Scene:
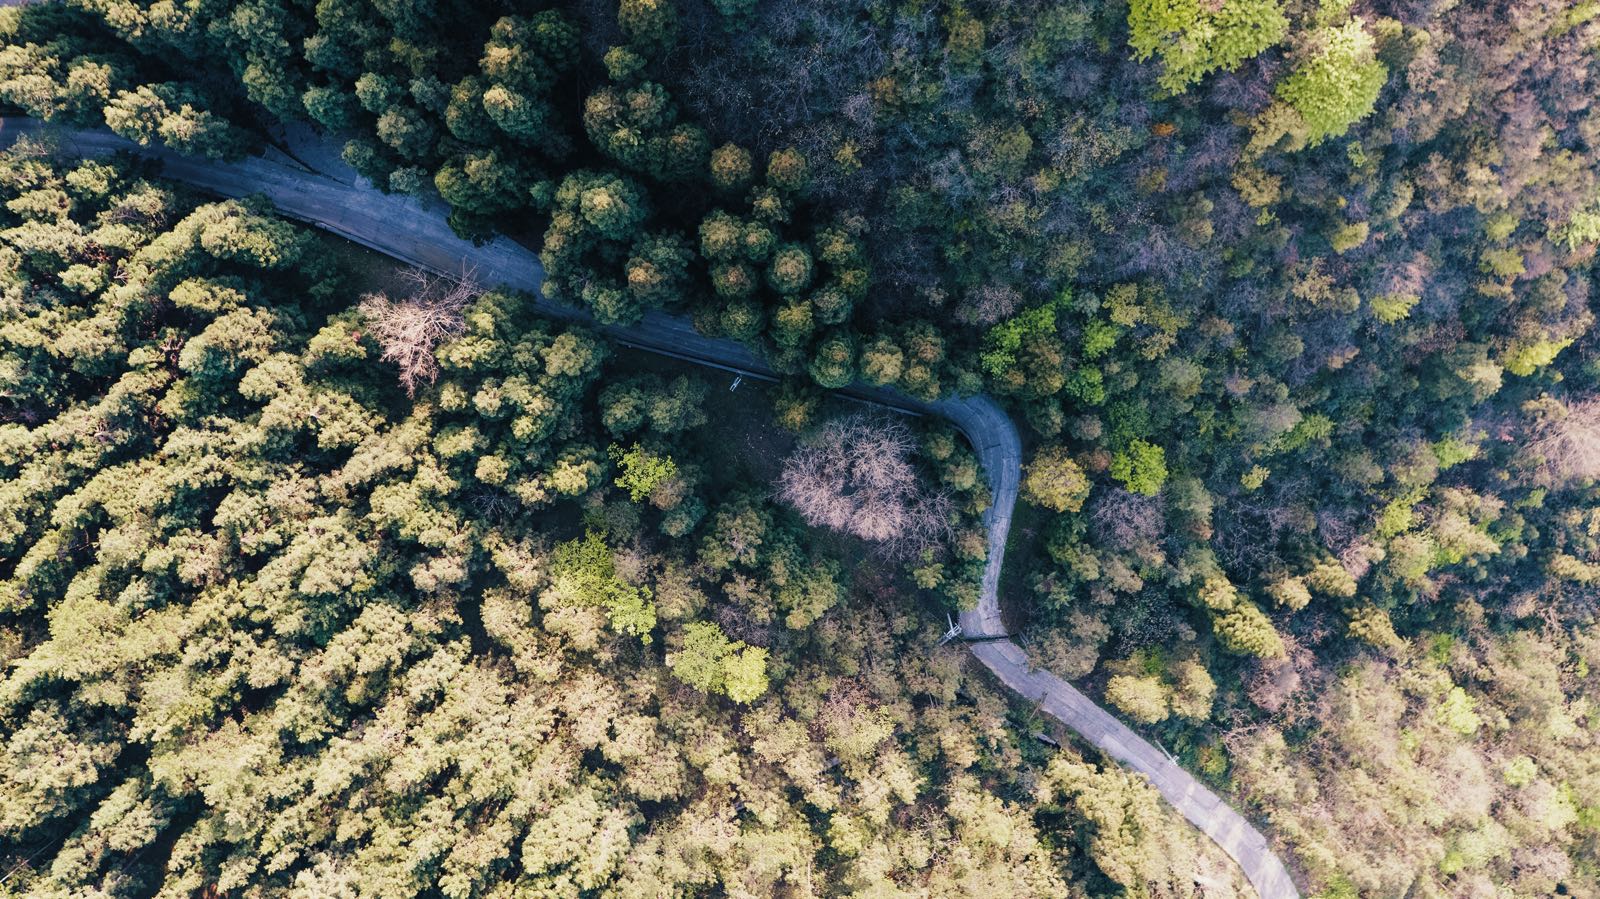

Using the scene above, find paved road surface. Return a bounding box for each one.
[972,640,1300,898]
[0,118,1297,899]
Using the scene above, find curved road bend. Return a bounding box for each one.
[0,118,1298,899]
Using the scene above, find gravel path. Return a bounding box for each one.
[0,118,1298,899]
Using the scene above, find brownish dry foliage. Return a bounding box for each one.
[1528,396,1600,485]
[358,266,481,396]
[776,414,952,556]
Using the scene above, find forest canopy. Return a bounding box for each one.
[2,0,1600,895]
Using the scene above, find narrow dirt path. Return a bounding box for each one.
[0,118,1299,899]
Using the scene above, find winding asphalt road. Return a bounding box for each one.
[0,118,1298,899]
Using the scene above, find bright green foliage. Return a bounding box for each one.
[1110,439,1168,495]
[1556,204,1600,249]
[1023,446,1090,513]
[981,302,1057,377]
[1275,19,1388,146]
[1503,336,1573,376]
[1370,292,1419,323]
[611,442,678,501]
[1503,756,1537,787]
[1105,674,1170,724]
[549,531,657,641]
[980,298,1068,400]
[1128,0,1289,91]
[669,620,769,702]
[1435,686,1482,735]
[720,643,770,702]
[670,620,733,691]
[1080,319,1119,359]
[1212,601,1287,658]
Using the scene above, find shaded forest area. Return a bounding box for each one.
[1,0,1599,895]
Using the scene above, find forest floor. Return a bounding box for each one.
[612,351,796,487]
[998,498,1048,635]
[322,234,420,301]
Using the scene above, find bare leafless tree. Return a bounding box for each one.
[1090,487,1164,555]
[1527,396,1600,485]
[776,414,952,557]
[955,283,1022,327]
[358,267,481,396]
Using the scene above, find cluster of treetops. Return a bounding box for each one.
[0,145,1244,897]
[0,0,1404,650]
[3,0,1600,893]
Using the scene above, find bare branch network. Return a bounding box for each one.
[1529,396,1600,485]
[359,266,483,396]
[776,414,952,557]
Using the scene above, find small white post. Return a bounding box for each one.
[938,613,963,645]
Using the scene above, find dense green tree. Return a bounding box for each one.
[1105,673,1169,724]
[709,141,752,192]
[668,620,769,701]
[1269,19,1389,148]
[547,530,657,641]
[1023,446,1090,513]
[541,170,654,322]
[480,12,578,144]
[1109,439,1168,496]
[584,80,709,182]
[610,441,678,502]
[1127,0,1288,91]
[807,332,856,389]
[103,83,251,159]
[599,373,708,437]
[618,0,677,54]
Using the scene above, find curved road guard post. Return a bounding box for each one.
[0,118,1299,899]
